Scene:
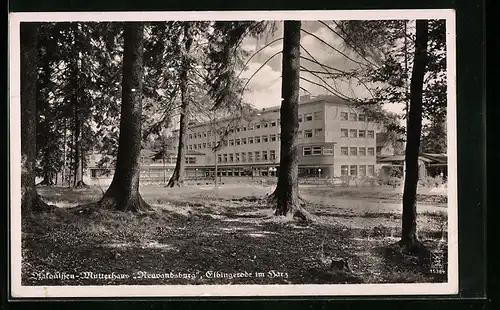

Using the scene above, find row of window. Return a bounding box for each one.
[341,165,376,176]
[340,146,375,156]
[188,119,281,140]
[187,111,325,140]
[340,129,375,139]
[217,150,277,163]
[340,112,374,122]
[302,145,334,156]
[188,134,283,150]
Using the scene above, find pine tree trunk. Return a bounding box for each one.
[168,24,193,188]
[20,22,53,213]
[98,22,151,212]
[400,20,429,251]
[269,21,311,221]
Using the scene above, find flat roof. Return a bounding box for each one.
[174,95,352,132]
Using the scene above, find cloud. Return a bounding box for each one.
[239,21,405,116]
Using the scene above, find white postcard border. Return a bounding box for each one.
[9,9,458,298]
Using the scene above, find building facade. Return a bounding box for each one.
[174,95,382,179]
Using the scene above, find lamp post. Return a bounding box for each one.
[318,168,322,179]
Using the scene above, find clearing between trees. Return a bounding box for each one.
[22,184,448,286]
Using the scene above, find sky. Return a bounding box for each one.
[239,21,405,115]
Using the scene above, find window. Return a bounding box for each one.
[229,128,234,134]
[203,132,207,137]
[312,146,322,155]
[242,126,247,131]
[303,147,312,156]
[350,112,357,121]
[350,147,358,156]
[229,154,234,162]
[208,131,212,136]
[278,133,281,140]
[229,139,234,146]
[323,147,334,155]
[314,128,323,137]
[189,145,193,150]
[314,111,323,120]
[367,116,374,122]
[235,153,240,162]
[241,153,246,162]
[367,165,375,176]
[223,154,228,163]
[304,113,313,121]
[304,129,313,138]
[256,123,261,129]
[341,147,348,156]
[194,144,197,149]
[270,150,276,160]
[341,165,349,176]
[236,127,240,132]
[235,139,240,145]
[340,112,348,120]
[262,151,268,161]
[367,147,375,156]
[248,124,254,131]
[202,143,206,149]
[198,133,202,138]
[248,137,254,144]
[255,151,261,161]
[359,165,366,176]
[271,120,277,127]
[298,114,303,122]
[242,138,247,145]
[217,154,222,163]
[350,129,358,138]
[359,147,366,156]
[198,143,202,149]
[189,134,193,139]
[248,152,253,162]
[341,129,348,138]
[185,157,196,164]
[358,114,366,122]
[277,118,281,125]
[350,165,358,176]
[270,134,276,142]
[262,135,268,143]
[255,136,261,143]
[223,140,228,146]
[263,122,268,128]
[358,130,366,138]
[367,130,375,139]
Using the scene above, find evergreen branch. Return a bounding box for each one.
[237,37,283,78]
[300,28,368,68]
[318,20,381,69]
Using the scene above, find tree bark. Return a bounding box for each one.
[97,22,151,212]
[269,21,311,221]
[168,24,193,188]
[400,20,429,251]
[20,22,54,212]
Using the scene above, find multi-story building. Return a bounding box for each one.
[173,95,382,179]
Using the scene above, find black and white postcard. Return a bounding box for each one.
[9,10,458,297]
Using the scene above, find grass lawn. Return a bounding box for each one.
[21,184,448,286]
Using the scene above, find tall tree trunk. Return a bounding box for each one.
[269,21,310,221]
[20,22,52,212]
[98,22,151,212]
[400,20,429,251]
[168,24,193,188]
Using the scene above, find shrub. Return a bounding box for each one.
[419,175,445,188]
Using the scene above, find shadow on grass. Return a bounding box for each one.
[374,242,447,283]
